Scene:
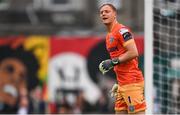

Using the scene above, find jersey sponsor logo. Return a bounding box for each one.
[108,46,118,52]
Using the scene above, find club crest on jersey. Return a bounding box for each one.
[109,36,114,43]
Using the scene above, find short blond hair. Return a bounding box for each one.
[99,3,117,13]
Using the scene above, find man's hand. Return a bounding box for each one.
[99,58,120,74]
[110,83,119,98]
[99,59,113,74]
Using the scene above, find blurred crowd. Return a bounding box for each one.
[14,86,115,114]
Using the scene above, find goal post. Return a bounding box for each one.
[145,0,180,114]
[145,0,153,114]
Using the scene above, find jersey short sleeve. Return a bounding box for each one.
[117,27,133,46]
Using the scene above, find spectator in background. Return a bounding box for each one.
[0,45,40,114]
[17,88,29,115]
[95,88,110,114]
[29,86,46,114]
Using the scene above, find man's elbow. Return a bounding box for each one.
[135,51,139,57]
[132,51,139,58]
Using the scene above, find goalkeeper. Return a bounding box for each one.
[99,3,146,114]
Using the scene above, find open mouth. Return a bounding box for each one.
[102,17,108,20]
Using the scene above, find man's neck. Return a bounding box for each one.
[106,20,117,32]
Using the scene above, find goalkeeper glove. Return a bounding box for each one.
[110,83,119,98]
[99,58,120,74]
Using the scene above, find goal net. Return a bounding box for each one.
[146,0,180,114]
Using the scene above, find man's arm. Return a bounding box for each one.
[118,39,138,63]
[99,39,138,74]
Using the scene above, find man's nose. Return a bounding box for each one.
[102,12,106,15]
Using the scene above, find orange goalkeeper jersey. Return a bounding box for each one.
[106,22,144,85]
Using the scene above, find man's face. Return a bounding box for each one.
[0,58,27,105]
[99,5,116,25]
